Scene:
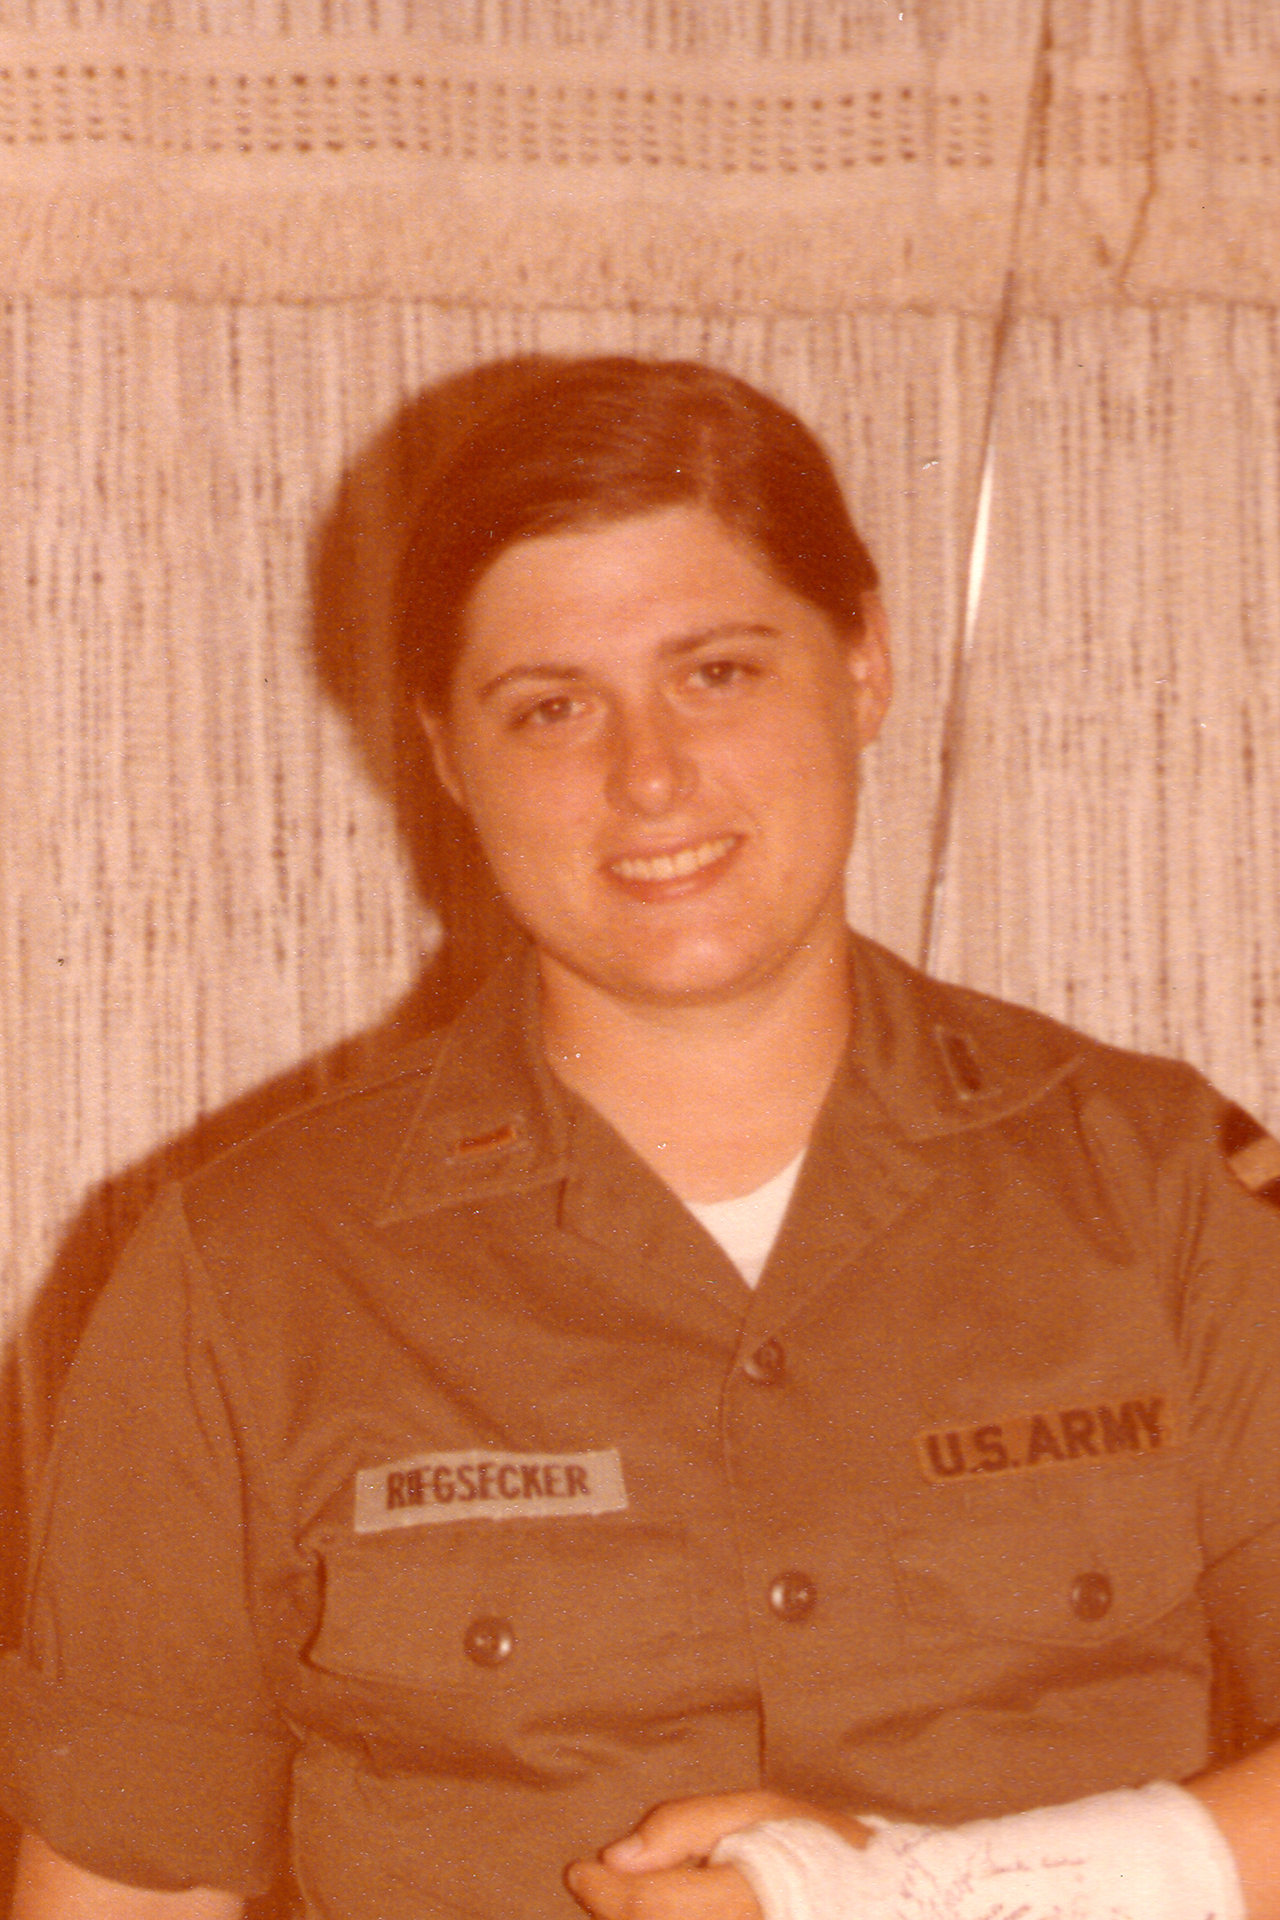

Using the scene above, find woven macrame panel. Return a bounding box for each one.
[0,300,991,1462]
[934,304,1280,1127]
[0,0,1277,306]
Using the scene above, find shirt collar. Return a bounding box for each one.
[375,947,572,1226]
[844,933,1084,1138]
[375,934,1084,1225]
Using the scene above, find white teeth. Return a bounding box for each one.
[613,837,735,883]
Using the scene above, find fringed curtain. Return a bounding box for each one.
[3,0,1279,1501]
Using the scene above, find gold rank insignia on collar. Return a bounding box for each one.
[448,1121,523,1160]
[1221,1103,1280,1208]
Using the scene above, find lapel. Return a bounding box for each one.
[749,936,1085,1332]
[557,1099,752,1330]
[374,953,572,1226]
[374,950,748,1335]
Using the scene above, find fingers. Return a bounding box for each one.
[564,1860,630,1920]
[601,1792,813,1872]
[565,1861,760,1920]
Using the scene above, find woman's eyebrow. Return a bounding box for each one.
[478,663,589,700]
[661,622,779,657]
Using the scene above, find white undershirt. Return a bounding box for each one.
[685,1151,806,1287]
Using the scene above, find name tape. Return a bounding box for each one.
[916,1390,1177,1486]
[354,1447,628,1534]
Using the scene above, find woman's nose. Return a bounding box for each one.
[605,700,696,816]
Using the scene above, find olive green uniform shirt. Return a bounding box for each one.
[4,937,1280,1916]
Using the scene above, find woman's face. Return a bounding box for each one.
[419,503,890,1013]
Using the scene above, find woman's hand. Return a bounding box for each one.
[565,1790,872,1920]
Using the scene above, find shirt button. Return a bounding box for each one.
[464,1616,515,1667]
[743,1339,786,1385]
[1069,1572,1113,1622]
[768,1571,817,1622]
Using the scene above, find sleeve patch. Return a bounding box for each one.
[1221,1104,1280,1205]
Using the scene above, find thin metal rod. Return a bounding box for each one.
[918,4,1054,975]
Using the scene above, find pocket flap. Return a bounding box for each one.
[309,1519,693,1696]
[890,1466,1202,1647]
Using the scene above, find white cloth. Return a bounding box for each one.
[686,1152,805,1286]
[711,1784,1245,1920]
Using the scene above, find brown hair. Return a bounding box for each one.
[396,356,879,709]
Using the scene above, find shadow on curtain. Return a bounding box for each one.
[0,358,554,1910]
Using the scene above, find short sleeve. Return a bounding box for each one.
[1177,1096,1280,1728]
[0,1188,294,1893]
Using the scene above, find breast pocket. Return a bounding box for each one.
[889,1462,1203,1650]
[306,1518,697,1737]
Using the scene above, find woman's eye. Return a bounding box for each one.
[514,694,583,730]
[690,658,754,690]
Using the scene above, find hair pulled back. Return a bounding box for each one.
[396,356,879,709]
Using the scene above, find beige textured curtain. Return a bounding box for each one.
[2,0,1279,1515]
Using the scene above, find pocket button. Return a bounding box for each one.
[1069,1571,1113,1622]
[464,1616,515,1666]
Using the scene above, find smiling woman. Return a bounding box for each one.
[419,503,889,1200]
[400,359,891,1201]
